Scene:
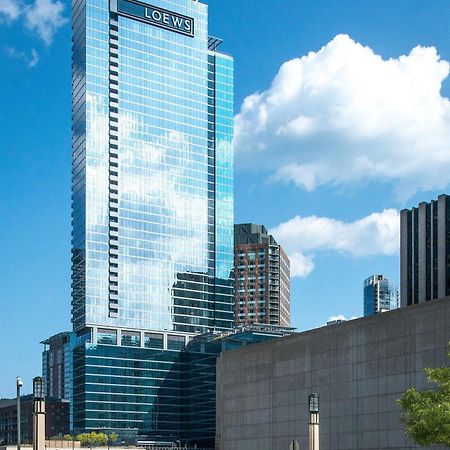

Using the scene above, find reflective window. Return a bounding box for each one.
[144,332,164,349]
[167,334,185,351]
[121,330,140,347]
[97,328,117,345]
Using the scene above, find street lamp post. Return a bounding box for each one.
[308,394,319,450]
[16,377,23,450]
[33,377,46,450]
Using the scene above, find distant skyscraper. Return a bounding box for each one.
[400,194,450,307]
[67,0,234,442]
[234,224,290,327]
[364,274,398,316]
[41,332,71,400]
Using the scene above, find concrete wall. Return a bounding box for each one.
[45,440,81,448]
[400,208,409,308]
[216,297,450,450]
[0,447,142,450]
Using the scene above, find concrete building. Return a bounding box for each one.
[234,224,290,327]
[0,395,69,445]
[400,194,450,307]
[216,296,450,450]
[364,274,399,316]
[41,332,71,400]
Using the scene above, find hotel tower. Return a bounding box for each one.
[70,0,233,443]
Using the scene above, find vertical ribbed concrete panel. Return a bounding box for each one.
[400,209,409,308]
[418,203,427,302]
[437,195,446,299]
[411,208,418,304]
[430,201,435,299]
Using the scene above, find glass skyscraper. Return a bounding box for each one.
[72,0,233,333]
[69,0,234,443]
[363,274,399,317]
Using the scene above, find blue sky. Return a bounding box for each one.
[1,0,449,397]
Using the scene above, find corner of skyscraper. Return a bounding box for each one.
[69,0,234,444]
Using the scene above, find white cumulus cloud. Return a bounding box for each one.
[0,0,67,45]
[29,47,39,66]
[5,45,39,67]
[24,0,68,44]
[289,252,315,278]
[270,208,399,278]
[326,315,358,325]
[0,0,20,20]
[235,34,450,200]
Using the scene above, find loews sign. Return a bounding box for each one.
[117,0,194,37]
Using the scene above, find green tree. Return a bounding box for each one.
[76,433,89,446]
[107,433,117,446]
[398,353,450,447]
[76,432,108,447]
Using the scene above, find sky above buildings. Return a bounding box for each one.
[1,0,449,396]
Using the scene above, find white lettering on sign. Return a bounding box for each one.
[143,5,194,36]
[118,0,195,37]
[149,9,161,21]
[172,16,182,28]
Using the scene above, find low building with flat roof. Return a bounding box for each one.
[216,297,450,450]
[0,395,69,445]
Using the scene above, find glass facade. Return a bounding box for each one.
[71,327,288,446]
[71,0,234,334]
[72,335,185,442]
[70,0,234,444]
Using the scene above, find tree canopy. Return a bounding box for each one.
[398,354,450,447]
[75,432,108,446]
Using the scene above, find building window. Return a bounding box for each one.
[121,330,141,347]
[144,333,164,349]
[97,328,117,345]
[167,335,185,351]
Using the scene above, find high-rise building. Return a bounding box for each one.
[363,274,398,316]
[41,332,71,400]
[400,194,450,307]
[234,224,290,327]
[68,0,234,443]
[71,0,233,334]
